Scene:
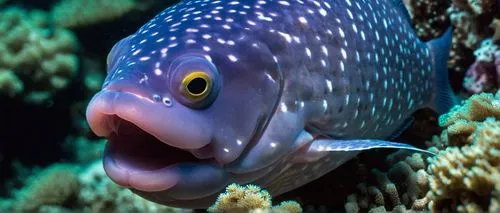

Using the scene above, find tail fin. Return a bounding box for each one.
[426,27,459,115]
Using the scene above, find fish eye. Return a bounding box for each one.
[181,71,212,101]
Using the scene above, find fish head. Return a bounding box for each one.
[86,26,283,207]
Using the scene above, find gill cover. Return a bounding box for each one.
[188,39,283,165]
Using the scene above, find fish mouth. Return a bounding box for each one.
[86,90,228,196]
[103,115,206,192]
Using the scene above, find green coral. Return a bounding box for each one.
[0,160,189,213]
[51,0,140,28]
[208,183,302,213]
[12,163,80,212]
[0,7,79,103]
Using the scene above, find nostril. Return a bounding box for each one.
[163,97,173,107]
[153,94,162,102]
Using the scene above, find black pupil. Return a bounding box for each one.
[188,77,207,95]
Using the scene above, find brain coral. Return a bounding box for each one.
[0,7,79,104]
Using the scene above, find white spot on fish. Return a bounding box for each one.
[326,80,333,92]
[278,1,290,6]
[228,54,238,62]
[280,102,288,112]
[298,17,308,24]
[341,48,347,59]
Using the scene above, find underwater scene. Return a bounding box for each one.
[0,0,498,212]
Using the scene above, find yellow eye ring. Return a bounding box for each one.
[181,71,212,101]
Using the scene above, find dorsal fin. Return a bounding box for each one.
[390,0,412,23]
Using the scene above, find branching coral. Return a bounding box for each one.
[463,39,499,93]
[0,160,189,213]
[344,92,499,213]
[446,0,499,72]
[0,7,79,103]
[344,152,430,213]
[11,164,80,212]
[427,117,499,212]
[407,0,450,41]
[425,91,500,212]
[208,183,302,213]
[51,0,145,28]
[438,92,500,144]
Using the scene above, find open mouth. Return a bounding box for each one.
[87,89,227,195]
[102,115,213,192]
[106,115,201,171]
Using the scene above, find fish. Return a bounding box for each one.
[85,0,456,209]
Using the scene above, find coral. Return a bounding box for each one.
[51,0,139,28]
[344,91,500,213]
[463,39,499,93]
[0,69,23,97]
[407,0,450,41]
[11,163,80,212]
[0,7,79,104]
[344,151,430,213]
[0,160,189,213]
[492,18,500,43]
[63,136,106,164]
[208,183,302,213]
[447,0,499,72]
[427,118,499,212]
[424,91,500,212]
[438,92,500,146]
[497,50,500,75]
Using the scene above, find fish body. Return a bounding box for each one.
[86,0,454,208]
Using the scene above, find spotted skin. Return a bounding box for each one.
[87,0,450,208]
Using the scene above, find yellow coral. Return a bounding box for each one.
[438,92,500,146]
[426,91,500,212]
[51,0,138,28]
[208,183,301,213]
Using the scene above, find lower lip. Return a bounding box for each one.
[103,153,180,192]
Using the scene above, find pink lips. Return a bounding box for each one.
[103,154,179,192]
[86,89,211,191]
[86,90,212,149]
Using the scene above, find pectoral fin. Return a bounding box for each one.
[292,136,435,163]
[307,139,434,154]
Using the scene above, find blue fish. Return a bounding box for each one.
[86,0,456,208]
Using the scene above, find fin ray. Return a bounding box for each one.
[308,139,435,156]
